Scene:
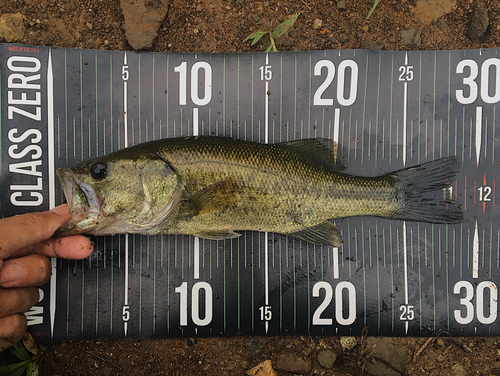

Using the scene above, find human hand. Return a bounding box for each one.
[0,204,93,352]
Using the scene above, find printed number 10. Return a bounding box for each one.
[175,281,213,327]
[174,62,213,106]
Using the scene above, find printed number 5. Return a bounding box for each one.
[122,66,129,81]
[122,306,130,322]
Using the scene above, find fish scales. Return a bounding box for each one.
[153,137,398,234]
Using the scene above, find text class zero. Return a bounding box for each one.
[6,56,44,207]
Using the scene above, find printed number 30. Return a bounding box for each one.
[454,281,498,325]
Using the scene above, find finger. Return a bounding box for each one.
[0,287,39,318]
[0,255,51,288]
[34,235,94,260]
[0,314,27,352]
[0,205,72,260]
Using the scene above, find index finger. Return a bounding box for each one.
[0,205,72,260]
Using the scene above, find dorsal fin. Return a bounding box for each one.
[275,139,345,172]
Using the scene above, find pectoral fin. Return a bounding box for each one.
[285,221,342,247]
[194,230,241,241]
[190,177,239,216]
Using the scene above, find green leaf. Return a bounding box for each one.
[10,343,30,361]
[27,361,39,376]
[243,31,267,46]
[269,34,278,52]
[0,360,29,375]
[272,13,300,39]
[366,0,380,19]
[9,364,28,376]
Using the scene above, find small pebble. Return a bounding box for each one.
[313,19,323,29]
[317,349,336,369]
[468,6,489,42]
[451,363,467,376]
[340,336,357,351]
[400,29,416,45]
[275,353,312,375]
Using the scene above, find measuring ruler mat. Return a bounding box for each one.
[0,44,499,341]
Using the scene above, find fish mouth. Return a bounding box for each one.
[56,168,102,236]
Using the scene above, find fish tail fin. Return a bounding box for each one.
[391,156,463,224]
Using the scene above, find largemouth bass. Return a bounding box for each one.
[56,136,463,247]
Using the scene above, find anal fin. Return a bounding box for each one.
[194,230,241,241]
[285,221,342,247]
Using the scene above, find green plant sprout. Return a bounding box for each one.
[244,13,300,52]
[366,0,380,19]
[0,343,39,376]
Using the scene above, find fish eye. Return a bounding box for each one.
[90,162,107,180]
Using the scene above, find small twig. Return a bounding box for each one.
[413,337,434,361]
[357,326,370,366]
[448,338,472,353]
[442,344,453,355]
[76,346,121,369]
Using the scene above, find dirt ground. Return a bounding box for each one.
[1,0,500,375]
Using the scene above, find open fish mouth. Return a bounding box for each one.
[57,168,101,215]
[55,168,103,236]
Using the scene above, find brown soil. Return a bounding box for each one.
[1,0,500,375]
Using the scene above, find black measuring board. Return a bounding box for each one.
[0,43,499,341]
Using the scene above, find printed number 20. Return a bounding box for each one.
[312,281,356,326]
[313,60,358,106]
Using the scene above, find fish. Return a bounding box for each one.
[55,136,463,247]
